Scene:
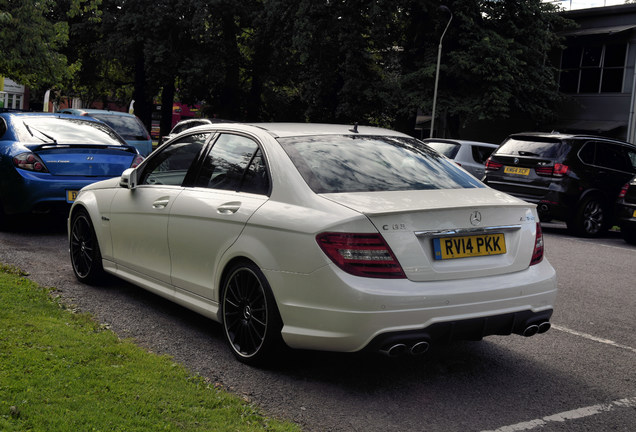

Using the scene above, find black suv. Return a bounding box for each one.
[483,132,636,237]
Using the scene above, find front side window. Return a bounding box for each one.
[279,135,482,194]
[196,134,269,194]
[139,133,210,186]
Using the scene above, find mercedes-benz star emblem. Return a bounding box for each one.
[470,211,482,226]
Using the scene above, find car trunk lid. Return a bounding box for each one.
[322,188,540,282]
[35,146,134,176]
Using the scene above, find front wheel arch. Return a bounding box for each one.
[69,206,105,284]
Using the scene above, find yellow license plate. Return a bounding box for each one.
[504,166,530,175]
[433,233,506,260]
[67,190,79,203]
[633,209,636,218]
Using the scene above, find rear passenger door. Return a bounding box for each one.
[168,133,270,300]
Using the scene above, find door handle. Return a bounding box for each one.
[152,197,170,209]
[217,202,241,214]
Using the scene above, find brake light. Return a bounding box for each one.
[316,232,406,279]
[535,163,569,177]
[13,152,49,172]
[618,183,630,199]
[131,154,145,168]
[485,159,503,171]
[530,223,544,266]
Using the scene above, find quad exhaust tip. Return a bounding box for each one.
[380,340,430,357]
[522,321,552,337]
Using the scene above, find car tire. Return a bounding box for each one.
[567,196,609,238]
[621,224,636,245]
[221,261,284,366]
[69,208,104,284]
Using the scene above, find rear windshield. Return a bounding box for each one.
[495,138,569,160]
[278,135,483,194]
[91,114,148,140]
[423,141,460,158]
[19,117,127,146]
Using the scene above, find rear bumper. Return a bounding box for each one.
[265,259,557,353]
[1,169,112,215]
[484,179,573,221]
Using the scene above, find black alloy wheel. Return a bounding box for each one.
[70,209,104,284]
[221,262,282,365]
[569,196,608,237]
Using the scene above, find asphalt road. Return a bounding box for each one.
[0,217,634,431]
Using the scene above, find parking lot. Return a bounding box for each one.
[0,219,634,431]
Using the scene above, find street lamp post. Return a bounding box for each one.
[430,5,453,138]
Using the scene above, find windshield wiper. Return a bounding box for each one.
[24,124,58,145]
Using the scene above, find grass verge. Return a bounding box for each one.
[0,264,299,432]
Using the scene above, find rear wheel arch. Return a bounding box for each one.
[567,191,611,237]
[219,258,285,365]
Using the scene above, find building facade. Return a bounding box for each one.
[0,77,27,110]
[556,4,636,143]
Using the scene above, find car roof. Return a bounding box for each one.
[178,122,412,140]
[60,108,137,117]
[249,123,410,138]
[507,131,632,144]
[1,111,100,122]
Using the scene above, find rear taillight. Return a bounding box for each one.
[316,232,406,279]
[13,152,49,173]
[618,182,630,199]
[535,163,569,177]
[530,222,544,266]
[131,154,145,168]
[485,159,503,171]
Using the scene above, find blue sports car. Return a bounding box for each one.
[0,112,144,222]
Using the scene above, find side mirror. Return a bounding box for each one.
[119,168,138,189]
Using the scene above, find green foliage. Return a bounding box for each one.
[0,267,299,432]
[3,0,574,136]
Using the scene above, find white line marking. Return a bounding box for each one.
[552,324,636,354]
[480,397,636,432]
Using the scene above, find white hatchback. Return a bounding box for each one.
[69,123,557,365]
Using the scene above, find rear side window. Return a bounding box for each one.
[279,135,483,193]
[472,145,496,164]
[91,114,148,140]
[196,133,270,195]
[495,138,569,160]
[423,141,460,158]
[580,141,636,172]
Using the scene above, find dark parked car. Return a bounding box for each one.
[616,176,636,244]
[483,132,636,237]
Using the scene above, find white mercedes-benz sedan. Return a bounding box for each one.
[68,123,557,365]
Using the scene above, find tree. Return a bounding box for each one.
[399,0,573,137]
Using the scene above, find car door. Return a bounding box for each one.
[168,133,270,300]
[109,132,210,284]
